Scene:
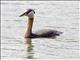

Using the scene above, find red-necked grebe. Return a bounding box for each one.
[20,9,62,38]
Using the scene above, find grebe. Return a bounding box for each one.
[20,9,62,38]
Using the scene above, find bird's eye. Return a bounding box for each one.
[33,11,35,14]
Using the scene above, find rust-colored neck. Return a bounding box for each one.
[27,18,34,35]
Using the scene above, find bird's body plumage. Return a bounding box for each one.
[25,29,62,38]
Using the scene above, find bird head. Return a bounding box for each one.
[19,9,35,18]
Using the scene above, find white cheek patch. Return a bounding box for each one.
[27,11,34,18]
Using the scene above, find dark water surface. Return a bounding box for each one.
[1,1,79,59]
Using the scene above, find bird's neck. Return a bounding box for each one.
[27,18,34,35]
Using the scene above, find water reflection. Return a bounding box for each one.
[24,36,56,59]
[24,38,34,59]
